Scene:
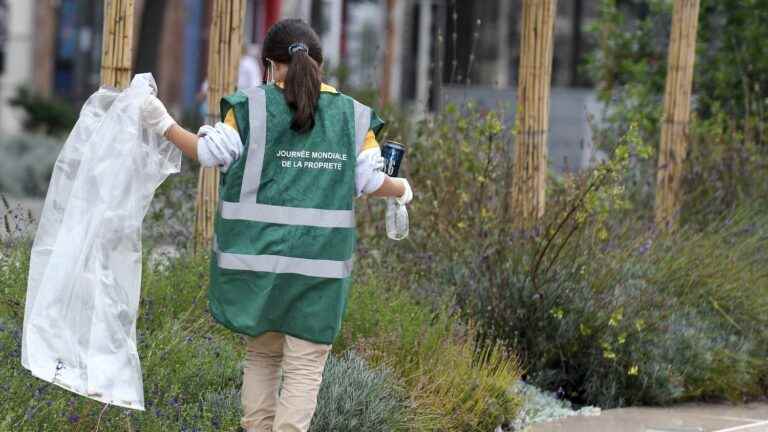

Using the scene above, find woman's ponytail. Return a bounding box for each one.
[284,44,321,133]
[262,19,324,134]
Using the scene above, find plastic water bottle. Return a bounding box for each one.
[381,141,408,241]
[386,199,409,240]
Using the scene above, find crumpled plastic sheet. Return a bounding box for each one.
[21,74,181,410]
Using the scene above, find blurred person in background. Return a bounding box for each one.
[197,44,262,121]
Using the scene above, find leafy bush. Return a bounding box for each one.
[354,93,768,409]
[0,134,63,197]
[9,87,77,136]
[474,203,768,407]
[356,101,513,306]
[338,264,522,431]
[143,161,198,251]
[0,249,245,431]
[586,0,768,218]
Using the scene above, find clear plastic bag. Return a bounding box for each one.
[21,74,181,410]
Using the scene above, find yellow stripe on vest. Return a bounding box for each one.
[362,131,379,152]
[225,107,378,153]
[224,109,238,131]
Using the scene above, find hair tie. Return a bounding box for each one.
[288,42,309,56]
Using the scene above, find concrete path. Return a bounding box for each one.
[530,403,768,432]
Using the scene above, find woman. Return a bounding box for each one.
[140,19,412,432]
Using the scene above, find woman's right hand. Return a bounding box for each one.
[393,178,413,205]
[371,177,413,203]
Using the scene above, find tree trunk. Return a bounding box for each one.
[381,0,396,105]
[415,0,432,113]
[510,0,557,227]
[496,0,511,87]
[33,0,58,95]
[100,0,135,89]
[134,0,167,76]
[570,0,583,86]
[655,0,701,228]
[194,0,245,252]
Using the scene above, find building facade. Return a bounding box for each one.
[0,0,350,134]
[0,0,613,134]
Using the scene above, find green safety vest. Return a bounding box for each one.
[208,84,384,344]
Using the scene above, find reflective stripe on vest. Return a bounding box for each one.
[217,249,354,279]
[239,87,267,203]
[353,99,371,156]
[220,201,355,228]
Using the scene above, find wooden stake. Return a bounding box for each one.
[194,0,246,252]
[655,0,701,228]
[510,0,557,227]
[100,0,135,89]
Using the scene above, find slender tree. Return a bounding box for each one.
[194,0,245,251]
[655,0,701,227]
[100,0,135,89]
[511,0,557,226]
[381,0,397,105]
[496,0,511,88]
[415,0,433,113]
[134,0,167,76]
[570,0,583,86]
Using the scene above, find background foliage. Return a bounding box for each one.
[0,135,62,198]
[586,0,768,220]
[355,93,768,408]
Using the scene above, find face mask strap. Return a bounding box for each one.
[266,59,277,84]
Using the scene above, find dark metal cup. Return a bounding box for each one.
[381,141,406,177]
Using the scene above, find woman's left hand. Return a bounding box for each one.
[140,95,177,137]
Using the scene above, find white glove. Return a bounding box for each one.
[394,178,413,205]
[197,122,243,172]
[140,95,177,137]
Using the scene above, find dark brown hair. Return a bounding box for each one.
[262,19,323,133]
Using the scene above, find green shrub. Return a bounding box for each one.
[357,97,768,408]
[9,87,77,136]
[0,134,63,198]
[311,351,408,432]
[0,249,245,431]
[356,101,514,307]
[339,266,522,431]
[143,161,199,251]
[586,0,768,218]
[460,188,768,407]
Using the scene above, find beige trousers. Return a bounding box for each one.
[241,332,331,432]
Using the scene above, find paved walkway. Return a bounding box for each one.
[530,403,768,432]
